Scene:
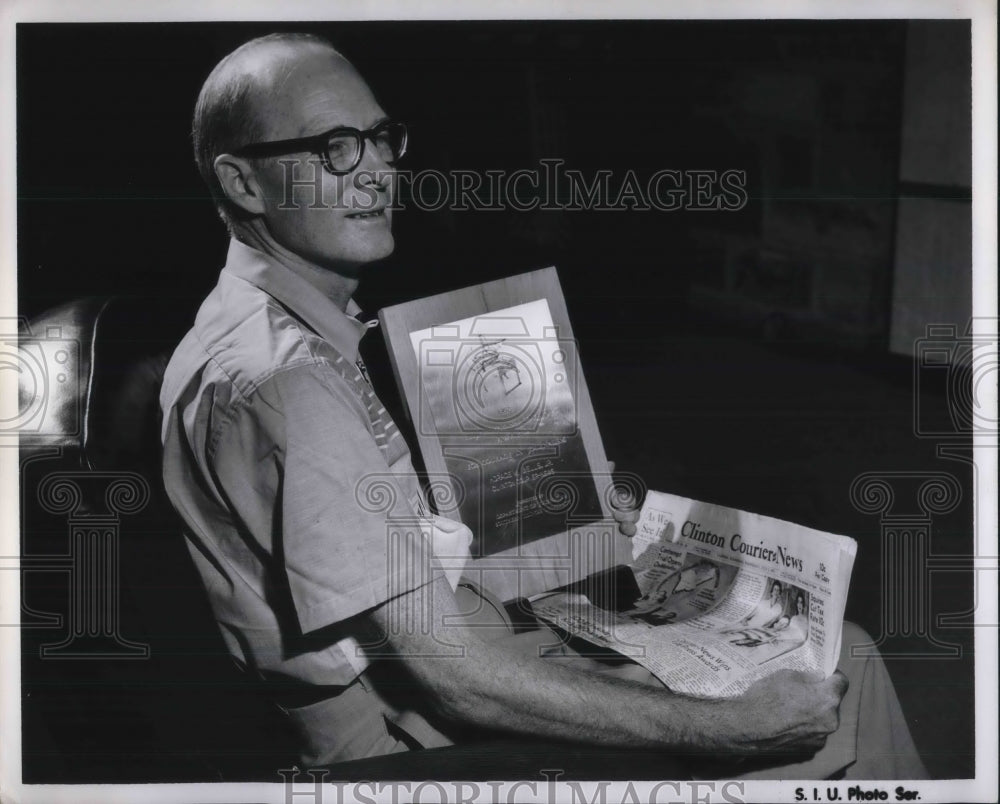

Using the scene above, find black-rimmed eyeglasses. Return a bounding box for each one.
[233,120,407,176]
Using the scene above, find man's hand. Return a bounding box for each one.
[723,669,849,755]
[607,463,640,537]
[612,497,639,537]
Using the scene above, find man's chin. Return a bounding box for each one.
[361,236,396,267]
[329,240,396,278]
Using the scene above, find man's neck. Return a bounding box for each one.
[234,224,359,313]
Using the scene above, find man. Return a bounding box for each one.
[160,32,927,777]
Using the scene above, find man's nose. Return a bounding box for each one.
[360,135,395,178]
[354,159,392,198]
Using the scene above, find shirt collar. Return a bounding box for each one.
[222,238,374,362]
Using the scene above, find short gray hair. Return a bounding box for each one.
[191,32,339,232]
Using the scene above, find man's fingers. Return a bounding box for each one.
[732,665,851,754]
[785,668,848,702]
[823,670,849,699]
[612,500,639,537]
[612,506,639,522]
[814,672,847,735]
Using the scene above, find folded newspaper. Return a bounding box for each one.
[532,490,857,698]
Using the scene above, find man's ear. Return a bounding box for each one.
[213,154,267,216]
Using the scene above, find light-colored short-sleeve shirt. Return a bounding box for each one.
[160,238,436,687]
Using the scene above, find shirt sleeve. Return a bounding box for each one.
[211,360,438,635]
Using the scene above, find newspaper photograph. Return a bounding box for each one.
[533,491,858,698]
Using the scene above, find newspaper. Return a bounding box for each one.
[532,490,857,698]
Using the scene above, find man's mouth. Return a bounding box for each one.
[346,208,386,219]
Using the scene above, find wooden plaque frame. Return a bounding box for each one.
[379,267,631,602]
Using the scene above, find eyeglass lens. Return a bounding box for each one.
[325,124,405,172]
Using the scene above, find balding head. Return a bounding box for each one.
[192,33,346,230]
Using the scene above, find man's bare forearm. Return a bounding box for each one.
[364,575,845,755]
[405,622,735,751]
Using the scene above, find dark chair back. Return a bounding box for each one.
[18,296,296,783]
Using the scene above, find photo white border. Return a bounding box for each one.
[1,1,995,802]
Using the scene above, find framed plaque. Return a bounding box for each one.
[380,267,632,601]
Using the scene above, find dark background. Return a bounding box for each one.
[17,20,909,323]
[17,21,976,781]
